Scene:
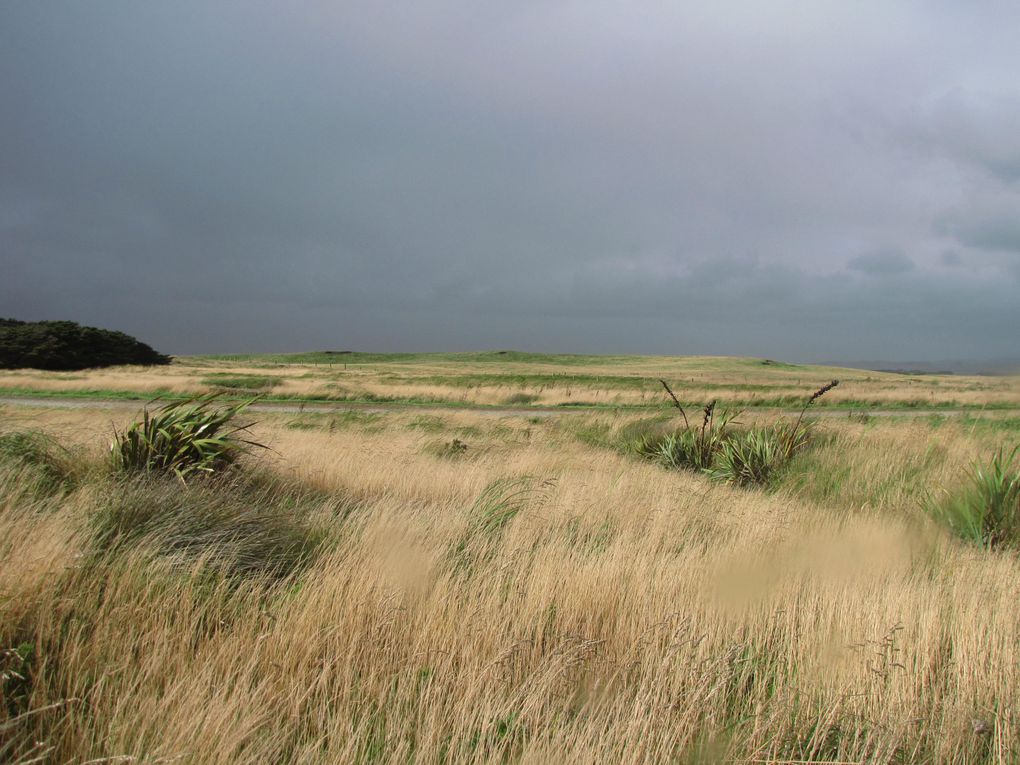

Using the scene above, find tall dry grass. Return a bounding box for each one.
[2,407,1019,763]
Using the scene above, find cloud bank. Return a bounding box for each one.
[2,2,1019,360]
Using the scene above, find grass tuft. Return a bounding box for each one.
[928,445,1020,549]
[87,471,334,581]
[111,395,266,482]
[0,430,82,494]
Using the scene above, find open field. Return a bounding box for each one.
[3,366,1020,763]
[2,351,1019,410]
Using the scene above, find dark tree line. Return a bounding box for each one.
[0,319,171,370]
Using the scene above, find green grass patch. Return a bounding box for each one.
[196,350,643,367]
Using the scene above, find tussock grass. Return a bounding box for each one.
[0,430,85,495]
[3,405,1020,762]
[86,471,335,581]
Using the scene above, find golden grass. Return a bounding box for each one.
[1,354,1018,410]
[2,405,1020,762]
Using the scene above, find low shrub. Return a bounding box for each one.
[635,380,838,487]
[637,404,738,471]
[927,446,1020,549]
[710,426,787,487]
[111,396,265,482]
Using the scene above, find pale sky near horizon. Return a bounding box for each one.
[3,2,1019,361]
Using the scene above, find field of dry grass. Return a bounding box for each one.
[3,384,1020,763]
[2,352,1018,410]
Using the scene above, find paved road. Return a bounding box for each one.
[2,396,1016,420]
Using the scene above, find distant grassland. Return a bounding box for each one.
[0,350,1018,411]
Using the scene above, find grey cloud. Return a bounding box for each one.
[923,89,1020,183]
[847,249,915,276]
[950,216,1020,254]
[3,2,1020,361]
[940,250,963,267]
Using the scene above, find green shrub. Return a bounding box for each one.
[642,430,710,471]
[710,427,786,487]
[111,396,265,482]
[0,318,170,370]
[636,403,738,472]
[928,446,1020,549]
[631,380,837,488]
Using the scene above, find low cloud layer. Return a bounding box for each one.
[3,2,1019,361]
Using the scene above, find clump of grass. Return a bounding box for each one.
[88,471,334,581]
[639,380,839,487]
[710,426,787,487]
[450,477,553,572]
[0,430,82,494]
[928,446,1020,550]
[111,396,266,482]
[639,401,738,471]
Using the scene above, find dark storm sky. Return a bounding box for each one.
[2,2,1019,360]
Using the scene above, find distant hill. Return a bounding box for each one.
[833,358,1020,376]
[0,319,171,370]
